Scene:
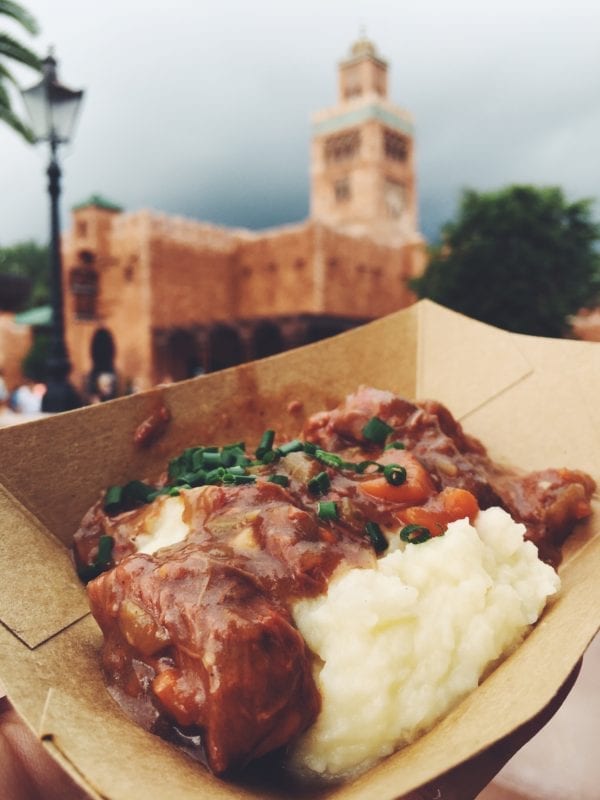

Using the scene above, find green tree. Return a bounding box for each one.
[413,185,600,337]
[0,240,49,307]
[0,0,41,141]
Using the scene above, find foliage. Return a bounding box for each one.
[413,185,600,337]
[0,239,49,308]
[0,0,41,142]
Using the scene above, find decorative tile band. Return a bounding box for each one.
[312,104,414,137]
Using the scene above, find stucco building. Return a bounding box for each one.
[62,37,426,393]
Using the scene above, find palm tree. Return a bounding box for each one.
[0,0,41,141]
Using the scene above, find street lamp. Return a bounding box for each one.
[21,48,84,412]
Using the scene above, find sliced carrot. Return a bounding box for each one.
[440,487,479,523]
[397,487,479,536]
[359,451,436,505]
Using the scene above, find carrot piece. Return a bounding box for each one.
[397,487,479,537]
[359,451,436,505]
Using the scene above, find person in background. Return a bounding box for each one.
[11,380,41,414]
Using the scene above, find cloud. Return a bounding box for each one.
[1,0,599,247]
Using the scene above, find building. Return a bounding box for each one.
[61,37,426,394]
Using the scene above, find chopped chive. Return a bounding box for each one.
[78,535,115,583]
[268,474,290,488]
[220,449,238,468]
[385,441,405,450]
[205,467,225,483]
[201,451,222,467]
[191,449,206,470]
[362,416,394,445]
[232,474,256,485]
[308,471,331,495]
[261,449,280,465]
[315,449,344,468]
[226,465,246,476]
[317,500,338,521]
[356,460,384,474]
[400,524,432,544]
[255,430,275,459]
[364,521,389,553]
[104,485,123,512]
[277,439,304,456]
[302,441,317,455]
[383,464,407,486]
[96,535,114,566]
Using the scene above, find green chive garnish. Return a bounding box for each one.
[315,449,344,468]
[303,442,317,455]
[317,500,338,521]
[232,474,256,485]
[78,535,115,583]
[255,430,275,459]
[268,474,290,488]
[385,441,405,450]
[364,521,388,553]
[383,464,407,486]
[400,524,432,544]
[277,439,304,456]
[362,416,394,445]
[308,471,331,495]
[104,485,123,512]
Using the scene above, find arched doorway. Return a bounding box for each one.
[165,329,200,382]
[88,327,117,401]
[207,324,245,372]
[251,321,285,359]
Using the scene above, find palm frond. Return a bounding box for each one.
[0,0,39,34]
[0,31,41,70]
[0,91,34,141]
[0,60,15,85]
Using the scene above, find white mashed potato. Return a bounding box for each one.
[289,507,560,779]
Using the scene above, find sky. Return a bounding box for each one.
[1,0,599,247]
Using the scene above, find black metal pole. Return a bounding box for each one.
[41,139,82,412]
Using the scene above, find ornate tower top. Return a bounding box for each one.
[338,35,388,101]
[310,39,421,247]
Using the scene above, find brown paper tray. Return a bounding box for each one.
[1,300,598,799]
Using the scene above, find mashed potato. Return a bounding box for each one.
[289,507,560,779]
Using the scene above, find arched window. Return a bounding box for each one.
[70,251,98,320]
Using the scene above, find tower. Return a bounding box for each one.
[310,36,419,245]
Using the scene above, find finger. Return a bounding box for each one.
[0,701,90,800]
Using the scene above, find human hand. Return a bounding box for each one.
[0,693,89,800]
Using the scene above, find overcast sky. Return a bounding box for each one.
[1,0,599,247]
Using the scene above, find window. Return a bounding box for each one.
[324,130,361,163]
[383,129,408,162]
[334,177,351,203]
[384,179,406,218]
[76,219,88,238]
[70,264,98,320]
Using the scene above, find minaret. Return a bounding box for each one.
[310,36,419,245]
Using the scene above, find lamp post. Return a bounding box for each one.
[21,49,84,412]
